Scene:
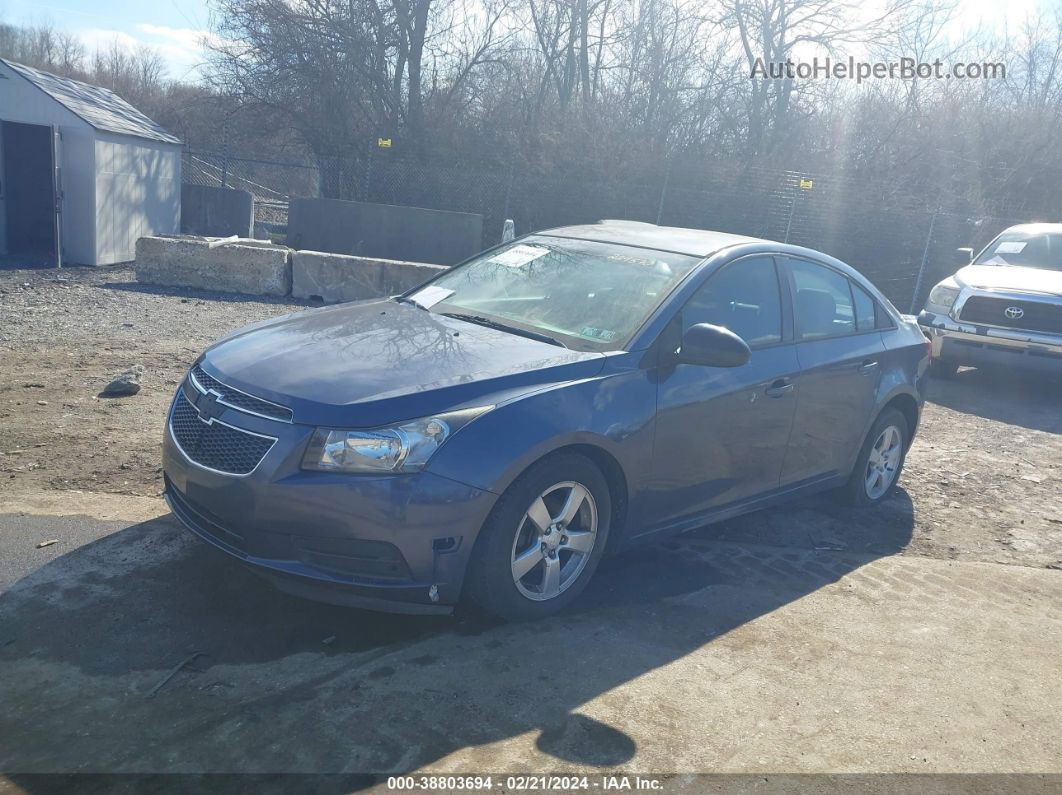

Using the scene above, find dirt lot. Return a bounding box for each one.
[2,264,1060,569]
[1,263,1061,779]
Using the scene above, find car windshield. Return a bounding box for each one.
[974,232,1062,271]
[404,235,701,350]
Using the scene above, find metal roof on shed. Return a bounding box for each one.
[0,58,181,145]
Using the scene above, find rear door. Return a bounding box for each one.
[778,256,886,486]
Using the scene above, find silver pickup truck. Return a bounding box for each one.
[918,223,1062,377]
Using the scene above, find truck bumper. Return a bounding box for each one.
[918,311,1062,373]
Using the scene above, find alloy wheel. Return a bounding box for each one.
[510,481,598,601]
[865,424,903,500]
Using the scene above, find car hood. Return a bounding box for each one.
[200,300,606,427]
[954,264,1062,296]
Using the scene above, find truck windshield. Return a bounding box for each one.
[403,235,701,350]
[974,232,1062,271]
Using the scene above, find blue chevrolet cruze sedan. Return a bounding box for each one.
[163,220,929,620]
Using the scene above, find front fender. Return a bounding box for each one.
[426,356,657,507]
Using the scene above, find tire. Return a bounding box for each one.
[839,408,910,507]
[464,452,611,621]
[931,359,960,379]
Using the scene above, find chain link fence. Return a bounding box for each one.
[183,149,1045,312]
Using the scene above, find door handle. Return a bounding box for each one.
[858,359,879,375]
[765,378,795,398]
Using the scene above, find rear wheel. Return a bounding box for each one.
[840,408,909,506]
[464,453,611,621]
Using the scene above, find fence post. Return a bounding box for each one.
[649,159,666,225]
[363,150,374,202]
[910,210,939,313]
[502,163,515,222]
[220,152,229,189]
[783,192,798,243]
[656,161,671,225]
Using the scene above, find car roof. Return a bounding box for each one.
[999,223,1062,235]
[537,219,766,258]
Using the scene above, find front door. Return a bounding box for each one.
[648,255,799,527]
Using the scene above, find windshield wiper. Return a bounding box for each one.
[441,312,568,348]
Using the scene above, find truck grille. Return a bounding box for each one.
[169,392,276,475]
[960,296,1062,335]
[191,364,293,423]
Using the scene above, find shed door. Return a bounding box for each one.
[1,120,60,264]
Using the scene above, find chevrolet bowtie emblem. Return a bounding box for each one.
[194,389,226,424]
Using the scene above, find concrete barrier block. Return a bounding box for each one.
[135,236,291,296]
[379,260,448,295]
[292,250,446,302]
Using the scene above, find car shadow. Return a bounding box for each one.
[927,366,1062,434]
[1,491,914,778]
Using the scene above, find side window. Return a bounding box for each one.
[789,259,856,340]
[682,256,782,347]
[851,281,877,332]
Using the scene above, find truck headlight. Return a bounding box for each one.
[927,283,960,310]
[302,406,492,473]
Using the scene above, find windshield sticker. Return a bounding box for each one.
[580,326,617,341]
[489,245,551,267]
[981,256,1007,265]
[995,241,1027,254]
[410,285,455,308]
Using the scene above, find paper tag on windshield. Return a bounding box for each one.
[489,244,550,267]
[995,241,1027,254]
[410,285,454,308]
[981,256,1007,265]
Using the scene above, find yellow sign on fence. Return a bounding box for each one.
[799,178,814,189]
[377,138,392,148]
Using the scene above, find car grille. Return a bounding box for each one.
[960,296,1062,335]
[170,392,276,475]
[191,364,293,423]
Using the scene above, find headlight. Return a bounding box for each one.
[927,283,960,310]
[302,406,492,473]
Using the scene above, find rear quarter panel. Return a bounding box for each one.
[862,321,929,457]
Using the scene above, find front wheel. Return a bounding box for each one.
[839,408,910,506]
[464,453,611,621]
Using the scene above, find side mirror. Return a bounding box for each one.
[678,323,751,368]
[956,247,974,264]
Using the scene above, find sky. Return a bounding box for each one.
[0,0,1052,83]
[1,0,214,80]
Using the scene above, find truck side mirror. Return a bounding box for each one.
[956,247,974,264]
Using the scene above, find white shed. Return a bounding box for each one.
[0,58,181,266]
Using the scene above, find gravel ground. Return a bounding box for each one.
[1,264,1060,570]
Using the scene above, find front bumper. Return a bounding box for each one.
[918,310,1062,373]
[162,387,497,614]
